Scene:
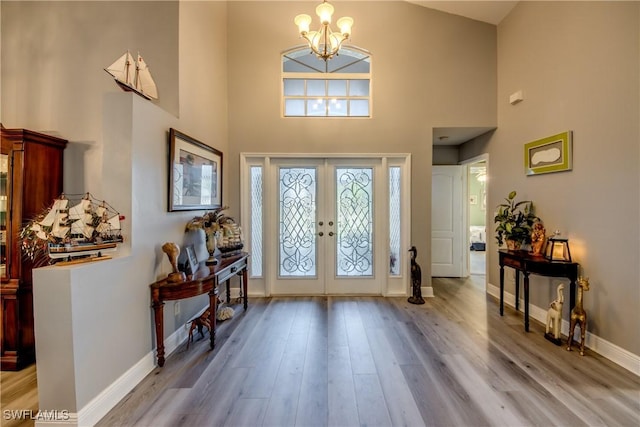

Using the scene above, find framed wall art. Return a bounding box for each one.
[524,131,572,176]
[168,128,223,211]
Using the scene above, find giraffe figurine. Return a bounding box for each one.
[567,277,590,356]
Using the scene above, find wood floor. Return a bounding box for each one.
[4,276,640,426]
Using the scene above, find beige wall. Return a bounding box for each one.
[461,1,640,355]
[226,1,497,283]
[1,1,229,411]
[1,0,180,194]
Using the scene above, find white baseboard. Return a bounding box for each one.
[422,286,434,298]
[487,282,640,376]
[32,411,78,427]
[35,326,189,427]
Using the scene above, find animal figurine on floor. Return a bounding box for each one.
[567,277,590,356]
[217,306,235,321]
[545,283,564,344]
[407,246,425,304]
[187,309,211,349]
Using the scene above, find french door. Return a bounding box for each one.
[271,158,385,295]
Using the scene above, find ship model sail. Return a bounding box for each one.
[22,193,124,261]
[104,51,158,100]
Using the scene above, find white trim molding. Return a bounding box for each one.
[36,327,190,427]
[487,282,640,376]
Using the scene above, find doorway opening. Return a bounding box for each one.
[465,158,487,279]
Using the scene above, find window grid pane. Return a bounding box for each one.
[283,79,370,117]
[283,47,371,117]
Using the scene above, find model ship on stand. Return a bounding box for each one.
[21,193,124,264]
[104,51,158,100]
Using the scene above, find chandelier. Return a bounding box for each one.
[294,1,354,61]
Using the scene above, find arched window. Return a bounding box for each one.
[282,45,371,117]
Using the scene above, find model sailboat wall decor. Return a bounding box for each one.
[20,193,125,264]
[104,51,158,100]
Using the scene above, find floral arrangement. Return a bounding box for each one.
[185,206,232,236]
[185,206,243,256]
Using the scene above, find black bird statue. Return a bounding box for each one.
[408,246,425,304]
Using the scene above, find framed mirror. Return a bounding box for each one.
[168,128,223,212]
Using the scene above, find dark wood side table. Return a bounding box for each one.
[498,249,579,332]
[150,252,249,367]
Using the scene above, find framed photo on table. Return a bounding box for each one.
[168,128,223,211]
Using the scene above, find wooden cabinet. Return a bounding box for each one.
[1,128,67,370]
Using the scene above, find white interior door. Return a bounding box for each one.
[432,165,464,277]
[270,158,384,295]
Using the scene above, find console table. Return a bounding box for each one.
[150,252,249,367]
[498,249,579,332]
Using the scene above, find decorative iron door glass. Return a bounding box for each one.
[169,128,223,211]
[273,158,383,295]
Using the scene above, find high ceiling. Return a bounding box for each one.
[408,1,519,145]
[408,1,519,25]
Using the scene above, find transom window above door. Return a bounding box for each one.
[282,46,371,117]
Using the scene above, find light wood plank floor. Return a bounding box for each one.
[4,276,640,426]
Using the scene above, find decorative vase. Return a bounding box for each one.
[506,239,522,251]
[206,231,221,261]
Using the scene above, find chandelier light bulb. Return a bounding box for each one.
[316,1,335,24]
[294,14,312,34]
[336,16,353,36]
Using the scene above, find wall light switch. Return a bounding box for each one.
[509,90,524,105]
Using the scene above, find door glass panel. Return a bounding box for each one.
[1,154,8,279]
[336,168,373,277]
[250,166,263,277]
[279,167,317,277]
[389,166,401,275]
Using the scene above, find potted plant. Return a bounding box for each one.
[494,190,539,250]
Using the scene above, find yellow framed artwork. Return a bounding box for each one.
[524,131,572,176]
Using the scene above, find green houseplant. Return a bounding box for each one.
[494,191,539,250]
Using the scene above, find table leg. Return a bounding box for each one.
[515,270,520,312]
[226,280,231,304]
[242,268,248,310]
[499,265,504,316]
[570,279,576,312]
[524,271,530,332]
[152,300,165,367]
[209,286,218,350]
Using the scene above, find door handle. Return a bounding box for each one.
[329,232,334,237]
[319,221,324,226]
[328,221,334,226]
[318,231,324,237]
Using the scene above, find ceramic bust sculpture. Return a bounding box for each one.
[162,242,186,283]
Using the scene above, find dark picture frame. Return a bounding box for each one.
[185,244,198,275]
[168,128,223,211]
